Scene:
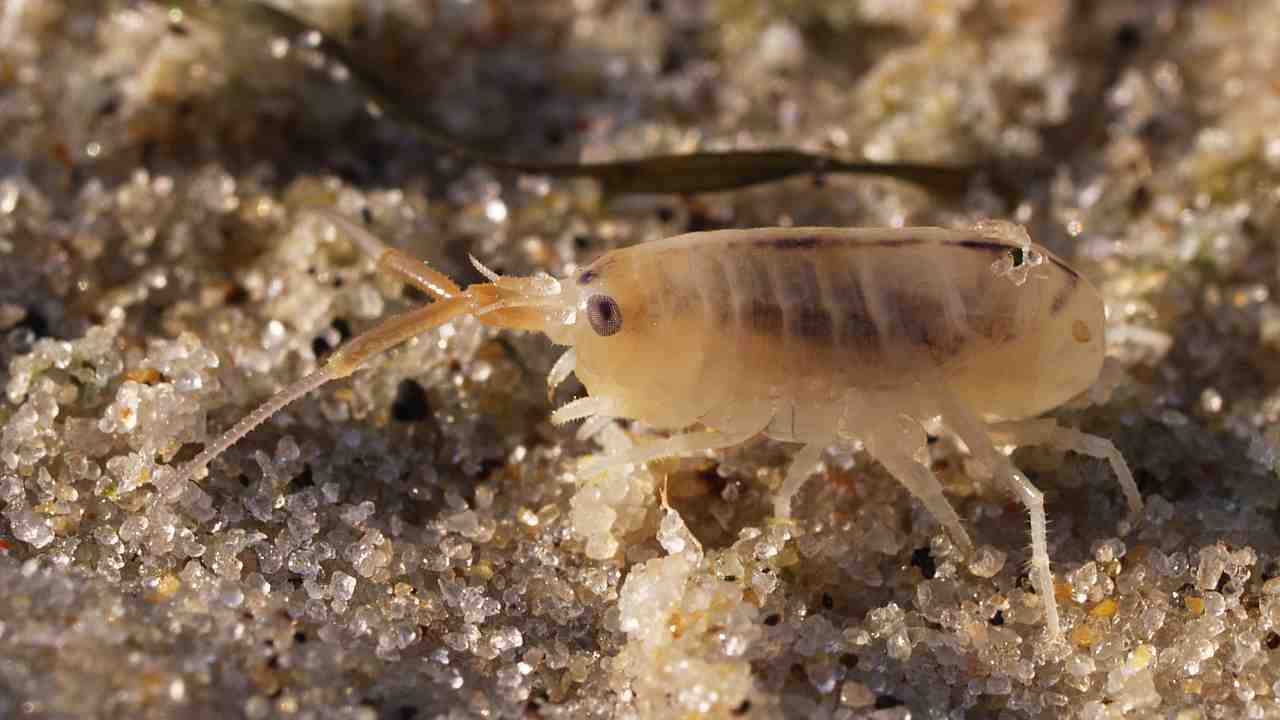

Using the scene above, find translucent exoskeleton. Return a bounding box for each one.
[175,214,1138,642]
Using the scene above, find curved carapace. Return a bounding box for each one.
[564,226,1105,429]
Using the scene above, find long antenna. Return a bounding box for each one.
[177,368,333,484]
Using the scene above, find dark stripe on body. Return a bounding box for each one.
[746,301,876,347]
[766,236,822,250]
[748,301,785,335]
[954,239,1009,252]
[955,238,1082,279]
[754,235,927,250]
[748,232,1083,281]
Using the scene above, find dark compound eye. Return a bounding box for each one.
[587,294,623,336]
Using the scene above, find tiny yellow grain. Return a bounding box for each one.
[1089,598,1118,618]
[125,367,162,384]
[1055,580,1073,602]
[1070,624,1097,647]
[1185,596,1205,616]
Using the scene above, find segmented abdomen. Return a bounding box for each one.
[639,231,1042,403]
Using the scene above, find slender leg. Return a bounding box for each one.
[862,416,973,552]
[989,418,1142,523]
[311,210,463,301]
[546,348,577,399]
[938,396,1062,640]
[575,413,616,443]
[577,428,758,478]
[177,295,475,484]
[550,396,615,425]
[774,443,826,519]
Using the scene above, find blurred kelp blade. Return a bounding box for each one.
[165,0,978,197]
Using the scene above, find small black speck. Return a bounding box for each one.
[332,318,352,342]
[1131,184,1151,213]
[911,546,937,580]
[686,210,718,233]
[238,474,250,488]
[17,306,49,339]
[656,206,675,222]
[573,234,592,250]
[1267,633,1280,650]
[141,139,157,167]
[168,21,189,36]
[763,613,781,627]
[1114,22,1141,51]
[1138,118,1167,142]
[723,575,737,582]
[874,694,904,709]
[226,284,249,306]
[391,379,430,423]
[822,593,834,610]
[266,654,280,670]
[544,125,566,146]
[97,96,120,118]
[732,699,751,715]
[1215,572,1230,593]
[990,609,1005,626]
[288,465,314,493]
[312,336,332,358]
[293,631,307,644]
[1243,217,1260,238]
[647,0,665,13]
[360,207,373,224]
[660,46,686,75]
[1009,246,1026,267]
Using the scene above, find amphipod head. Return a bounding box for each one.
[474,250,702,427]
[552,251,705,428]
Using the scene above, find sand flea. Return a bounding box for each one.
[176,214,1137,642]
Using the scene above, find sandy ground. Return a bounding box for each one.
[3,1,1280,718]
